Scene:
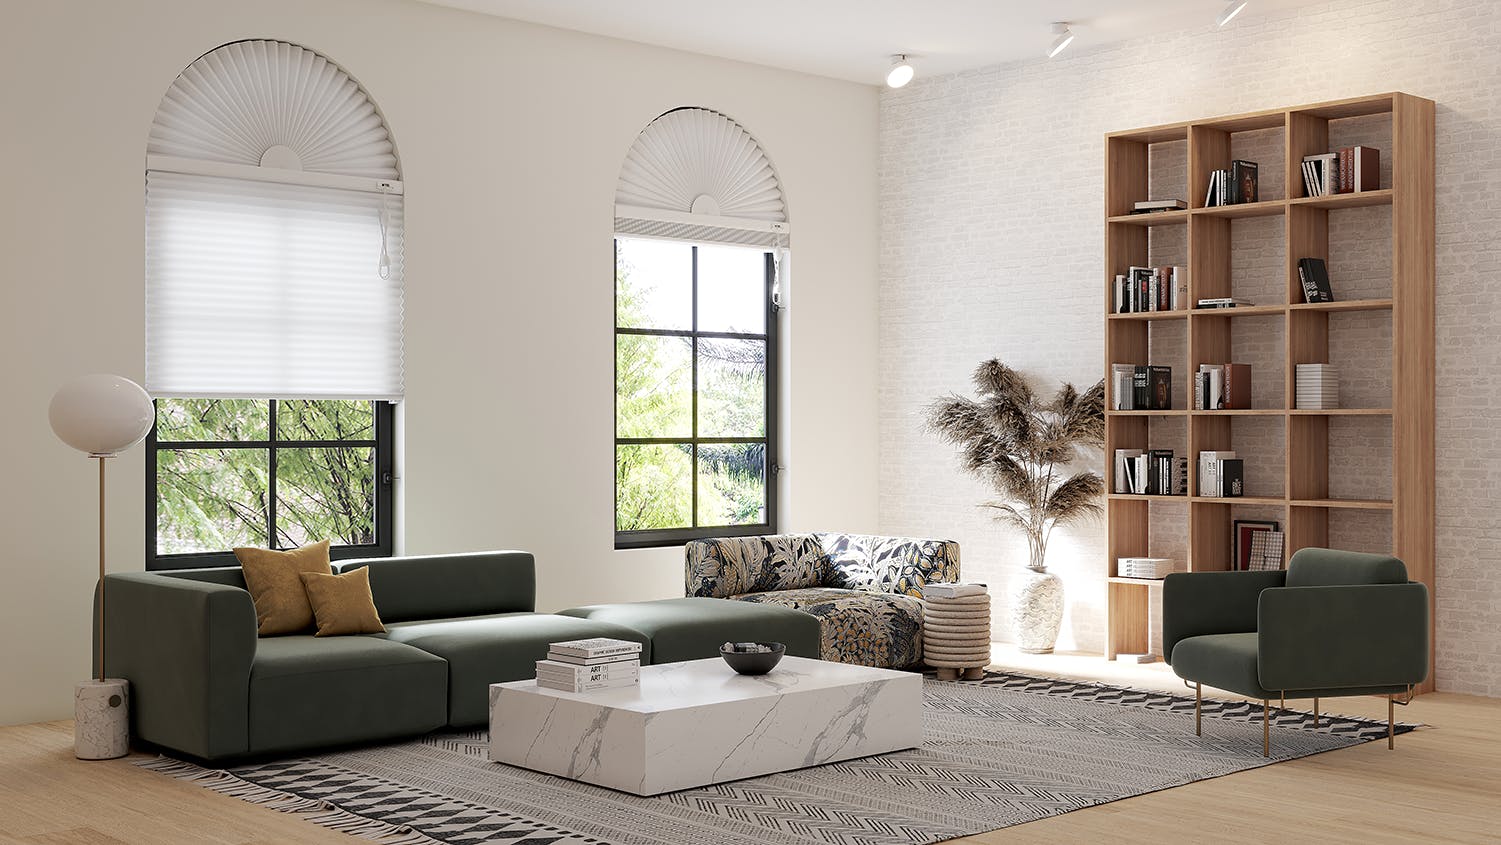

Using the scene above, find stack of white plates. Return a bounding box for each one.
[1295,364,1339,410]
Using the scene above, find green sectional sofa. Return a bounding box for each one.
[101,551,679,761]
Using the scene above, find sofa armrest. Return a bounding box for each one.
[338,550,536,620]
[1257,582,1429,692]
[100,573,256,760]
[1162,570,1286,665]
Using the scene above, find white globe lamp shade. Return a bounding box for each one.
[48,374,155,457]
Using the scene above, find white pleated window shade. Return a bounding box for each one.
[145,171,405,400]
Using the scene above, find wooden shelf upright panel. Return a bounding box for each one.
[1103,93,1435,690]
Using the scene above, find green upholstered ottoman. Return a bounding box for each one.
[556,597,822,664]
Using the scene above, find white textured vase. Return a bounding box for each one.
[1011,569,1065,654]
[75,679,129,760]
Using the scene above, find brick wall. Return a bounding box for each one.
[879,0,1501,695]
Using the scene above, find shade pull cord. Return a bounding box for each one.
[377,182,392,280]
[771,229,787,312]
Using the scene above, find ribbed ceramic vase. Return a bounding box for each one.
[1011,569,1064,653]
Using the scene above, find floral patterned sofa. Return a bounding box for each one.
[685,533,961,669]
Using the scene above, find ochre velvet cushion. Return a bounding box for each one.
[234,540,332,636]
[299,567,386,636]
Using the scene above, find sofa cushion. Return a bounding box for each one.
[815,534,961,597]
[337,551,536,622]
[1169,633,1273,699]
[685,535,827,598]
[556,597,821,664]
[733,588,924,669]
[235,540,332,636]
[249,635,447,754]
[1285,548,1408,588]
[380,613,652,727]
[300,567,386,636]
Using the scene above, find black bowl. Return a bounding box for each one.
[719,642,786,675]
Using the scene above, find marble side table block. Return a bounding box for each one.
[75,679,129,760]
[489,656,922,795]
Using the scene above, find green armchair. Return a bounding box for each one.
[1163,548,1428,755]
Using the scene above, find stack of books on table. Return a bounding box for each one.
[922,582,988,598]
[1116,557,1179,579]
[536,638,642,693]
[1295,364,1339,409]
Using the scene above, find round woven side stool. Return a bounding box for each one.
[923,592,991,681]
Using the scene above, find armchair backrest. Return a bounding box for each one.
[685,534,827,598]
[1285,548,1408,587]
[814,533,961,597]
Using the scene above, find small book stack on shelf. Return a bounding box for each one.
[1301,146,1380,197]
[1131,199,1187,214]
[1296,257,1335,303]
[536,638,643,693]
[1114,266,1187,313]
[1248,531,1286,571]
[1193,363,1251,409]
[1197,450,1244,498]
[1115,449,1186,495]
[1116,557,1178,579]
[1295,364,1339,409]
[1110,363,1172,410]
[1195,296,1254,309]
[1203,159,1259,207]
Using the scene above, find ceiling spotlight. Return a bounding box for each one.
[1217,1,1249,26]
[886,54,914,88]
[1047,23,1075,59]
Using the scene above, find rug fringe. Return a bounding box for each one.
[138,756,438,845]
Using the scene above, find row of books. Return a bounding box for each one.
[1296,257,1335,303]
[1198,451,1245,498]
[1194,363,1251,410]
[1114,266,1187,313]
[536,638,642,693]
[1204,159,1259,207]
[1301,146,1379,197]
[1116,557,1179,579]
[1111,363,1172,410]
[1114,449,1187,496]
[1131,199,1187,215]
[1295,364,1339,410]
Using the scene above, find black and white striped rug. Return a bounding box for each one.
[140,671,1415,845]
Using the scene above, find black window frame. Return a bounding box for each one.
[614,240,780,550]
[145,399,396,570]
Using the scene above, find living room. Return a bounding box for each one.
[2,0,1496,842]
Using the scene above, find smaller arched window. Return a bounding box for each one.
[613,108,788,549]
[144,40,402,568]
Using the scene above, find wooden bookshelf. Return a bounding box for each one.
[1103,93,1435,692]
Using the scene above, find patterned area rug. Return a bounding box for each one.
[140,672,1415,845]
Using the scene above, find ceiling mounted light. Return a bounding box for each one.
[1217,1,1249,26]
[1047,23,1075,59]
[886,54,914,88]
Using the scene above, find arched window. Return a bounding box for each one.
[144,40,402,568]
[613,108,788,548]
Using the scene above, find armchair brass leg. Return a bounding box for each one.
[1388,695,1395,750]
[1279,693,1285,712]
[1262,699,1270,757]
[1195,683,1202,736]
[1313,697,1319,727]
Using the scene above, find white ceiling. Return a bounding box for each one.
[415,0,1316,85]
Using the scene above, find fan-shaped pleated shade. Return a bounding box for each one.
[616,108,785,223]
[148,40,399,179]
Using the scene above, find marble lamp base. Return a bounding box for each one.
[75,679,129,760]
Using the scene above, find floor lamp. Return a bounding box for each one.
[48,373,154,760]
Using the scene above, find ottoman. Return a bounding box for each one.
[923,593,992,680]
[555,597,822,664]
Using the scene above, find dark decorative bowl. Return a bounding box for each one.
[719,642,786,675]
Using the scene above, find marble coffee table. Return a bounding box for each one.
[488,656,921,795]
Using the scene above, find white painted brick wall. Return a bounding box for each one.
[879,0,1501,696]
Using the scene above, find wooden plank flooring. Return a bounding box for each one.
[1,655,1497,844]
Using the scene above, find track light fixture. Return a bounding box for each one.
[1047,23,1075,59]
[1217,1,1249,26]
[886,54,914,88]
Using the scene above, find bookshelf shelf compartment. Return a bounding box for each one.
[1104,93,1434,680]
[1107,576,1170,586]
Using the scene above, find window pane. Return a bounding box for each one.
[616,334,693,438]
[156,448,269,553]
[698,443,766,527]
[275,447,376,548]
[276,400,375,441]
[616,238,692,330]
[154,398,269,441]
[697,244,765,334]
[697,338,766,438]
[616,444,692,531]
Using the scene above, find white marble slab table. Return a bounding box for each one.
[488,656,922,795]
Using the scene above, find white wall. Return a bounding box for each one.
[0,0,880,725]
[879,0,1501,696]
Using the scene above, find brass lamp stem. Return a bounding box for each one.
[97,455,106,684]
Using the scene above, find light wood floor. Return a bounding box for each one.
[2,652,1497,845]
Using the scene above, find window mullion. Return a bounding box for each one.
[267,399,279,549]
[690,245,699,530]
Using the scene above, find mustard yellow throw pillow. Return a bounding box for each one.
[299,567,386,636]
[234,540,332,636]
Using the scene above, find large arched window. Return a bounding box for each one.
[143,40,403,568]
[613,108,788,549]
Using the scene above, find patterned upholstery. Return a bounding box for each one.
[684,533,960,668]
[733,588,925,668]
